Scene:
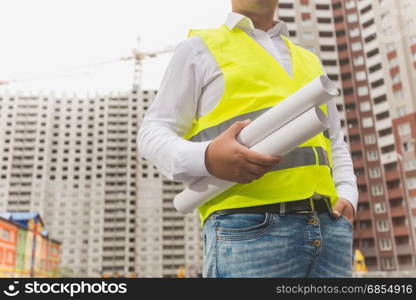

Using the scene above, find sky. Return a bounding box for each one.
[0,0,231,94]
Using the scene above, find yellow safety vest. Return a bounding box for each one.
[184,24,339,224]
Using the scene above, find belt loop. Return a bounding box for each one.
[309,197,315,211]
[324,198,335,219]
[279,202,286,216]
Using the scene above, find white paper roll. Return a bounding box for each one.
[174,106,329,214]
[237,75,338,147]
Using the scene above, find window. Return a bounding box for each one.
[407,19,416,31]
[362,117,373,128]
[383,26,394,36]
[347,13,358,23]
[354,56,364,66]
[379,239,392,251]
[350,28,360,38]
[367,48,379,58]
[303,32,314,40]
[381,13,389,24]
[352,42,362,51]
[369,63,382,73]
[371,184,384,196]
[410,35,416,46]
[386,42,395,53]
[367,150,378,161]
[381,257,394,270]
[377,220,389,232]
[392,74,401,84]
[360,101,371,112]
[404,160,416,171]
[369,167,381,178]
[398,123,411,136]
[1,229,10,241]
[374,202,386,214]
[388,57,398,68]
[402,141,414,152]
[356,71,366,81]
[302,19,312,26]
[346,0,356,9]
[358,86,369,96]
[406,177,416,190]
[364,134,376,145]
[394,90,404,100]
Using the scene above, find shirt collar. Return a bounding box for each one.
[224,12,289,37]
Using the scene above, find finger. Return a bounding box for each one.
[239,147,282,166]
[332,200,346,218]
[235,174,255,184]
[227,120,251,137]
[342,204,354,220]
[242,162,272,177]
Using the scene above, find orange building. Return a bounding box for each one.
[0,218,18,277]
[0,213,61,277]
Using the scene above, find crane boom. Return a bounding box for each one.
[0,37,175,90]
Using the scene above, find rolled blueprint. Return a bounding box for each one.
[237,75,339,147]
[174,106,329,214]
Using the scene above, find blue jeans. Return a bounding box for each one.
[202,211,353,277]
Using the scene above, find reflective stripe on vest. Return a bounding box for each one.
[271,146,329,171]
[186,25,339,224]
[189,105,331,143]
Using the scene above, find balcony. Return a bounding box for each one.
[385,170,400,182]
[409,189,416,198]
[354,228,374,239]
[102,241,129,247]
[393,225,410,236]
[347,126,360,136]
[378,134,395,148]
[360,246,376,257]
[162,240,185,246]
[352,157,364,169]
[388,187,403,200]
[375,118,392,131]
[381,152,398,165]
[356,175,367,185]
[345,110,357,119]
[163,259,186,266]
[340,64,352,74]
[343,95,355,104]
[163,221,185,228]
[350,141,362,152]
[397,263,416,271]
[358,192,370,203]
[162,249,186,256]
[390,206,407,217]
[395,244,414,255]
[356,210,371,220]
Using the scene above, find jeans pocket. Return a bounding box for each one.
[215,213,274,241]
[339,215,353,230]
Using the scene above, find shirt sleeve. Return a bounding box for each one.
[137,37,212,186]
[327,99,359,213]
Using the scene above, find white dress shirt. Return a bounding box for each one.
[137,12,358,211]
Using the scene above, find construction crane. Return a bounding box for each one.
[0,36,175,91]
[123,36,175,92]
